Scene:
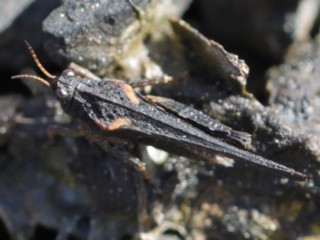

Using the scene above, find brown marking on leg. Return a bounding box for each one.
[94,117,132,131]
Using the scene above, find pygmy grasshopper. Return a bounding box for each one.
[12,42,307,188]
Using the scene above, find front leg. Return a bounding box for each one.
[45,125,84,148]
[68,62,100,80]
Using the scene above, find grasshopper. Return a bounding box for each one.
[12,42,307,189]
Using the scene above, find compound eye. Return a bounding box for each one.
[65,70,75,78]
[55,87,69,101]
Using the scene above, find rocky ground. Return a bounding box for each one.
[1,0,320,239]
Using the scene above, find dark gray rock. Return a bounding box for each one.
[43,0,192,76]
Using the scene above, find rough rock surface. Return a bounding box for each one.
[2,0,320,239]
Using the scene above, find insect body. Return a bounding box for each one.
[145,95,252,148]
[12,42,307,182]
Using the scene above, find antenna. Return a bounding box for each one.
[11,41,56,88]
[24,40,56,79]
[11,74,50,87]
